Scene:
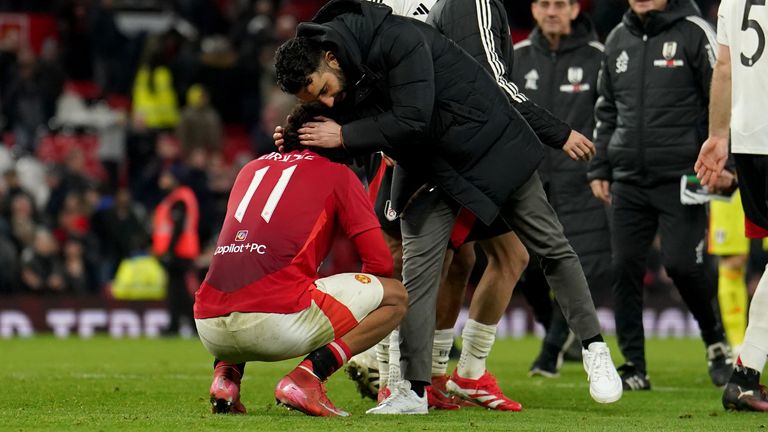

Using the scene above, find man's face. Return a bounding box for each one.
[296,52,347,108]
[532,0,579,36]
[628,0,668,17]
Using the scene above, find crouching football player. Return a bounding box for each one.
[193,103,408,417]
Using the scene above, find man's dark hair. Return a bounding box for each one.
[275,37,325,94]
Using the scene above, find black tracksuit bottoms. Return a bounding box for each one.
[611,181,725,373]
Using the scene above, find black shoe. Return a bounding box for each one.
[722,382,768,411]
[707,342,734,387]
[617,363,651,391]
[344,356,379,400]
[528,350,563,378]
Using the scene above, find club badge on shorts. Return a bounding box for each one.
[355,274,372,284]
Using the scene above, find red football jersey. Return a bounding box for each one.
[194,150,382,318]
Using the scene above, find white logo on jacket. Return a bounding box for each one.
[662,41,677,59]
[653,41,684,68]
[560,67,590,93]
[524,69,539,90]
[616,51,629,74]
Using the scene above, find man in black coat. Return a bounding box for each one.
[588,0,732,391]
[274,0,622,413]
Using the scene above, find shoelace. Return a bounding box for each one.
[477,373,503,394]
[588,348,613,381]
[378,381,408,406]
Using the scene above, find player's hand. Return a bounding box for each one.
[562,130,596,161]
[695,135,729,189]
[299,116,342,149]
[590,179,611,204]
[273,114,292,153]
[711,169,736,193]
[273,125,285,153]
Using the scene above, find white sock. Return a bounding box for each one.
[376,332,391,389]
[432,329,454,377]
[458,319,497,379]
[739,266,768,372]
[388,329,402,387]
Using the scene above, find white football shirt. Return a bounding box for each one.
[717,0,768,155]
[369,0,438,22]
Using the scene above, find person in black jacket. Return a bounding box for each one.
[274,0,622,414]
[512,0,611,379]
[588,0,732,391]
[424,0,613,409]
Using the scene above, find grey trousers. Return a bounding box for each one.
[399,173,602,383]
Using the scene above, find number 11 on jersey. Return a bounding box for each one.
[234,165,297,223]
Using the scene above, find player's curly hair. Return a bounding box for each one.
[282,103,334,152]
[275,37,325,94]
[282,103,349,163]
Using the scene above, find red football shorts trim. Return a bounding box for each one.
[450,208,477,249]
[745,216,768,239]
[310,286,358,338]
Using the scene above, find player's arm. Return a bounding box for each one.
[696,42,732,189]
[352,228,394,277]
[448,0,572,150]
[337,169,394,277]
[340,21,435,157]
[588,57,617,204]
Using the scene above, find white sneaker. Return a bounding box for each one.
[365,380,428,415]
[582,342,623,404]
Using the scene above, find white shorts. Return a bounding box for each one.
[195,273,384,363]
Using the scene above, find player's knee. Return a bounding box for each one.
[483,233,528,272]
[382,278,408,319]
[453,243,477,273]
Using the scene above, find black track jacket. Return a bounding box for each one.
[298,0,543,224]
[588,0,717,186]
[513,15,610,279]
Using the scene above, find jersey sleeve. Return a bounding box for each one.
[335,168,393,277]
[378,0,405,15]
[336,168,383,238]
[716,1,729,46]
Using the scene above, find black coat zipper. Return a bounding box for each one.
[638,34,648,179]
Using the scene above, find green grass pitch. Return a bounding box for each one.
[2,337,767,431]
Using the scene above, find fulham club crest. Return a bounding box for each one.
[560,67,590,93]
[654,41,684,68]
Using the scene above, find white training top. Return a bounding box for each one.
[717,0,768,155]
[370,0,438,22]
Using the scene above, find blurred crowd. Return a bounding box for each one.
[0,0,733,300]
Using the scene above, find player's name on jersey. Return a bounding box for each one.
[259,152,316,163]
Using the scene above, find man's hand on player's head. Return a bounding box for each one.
[298,116,343,149]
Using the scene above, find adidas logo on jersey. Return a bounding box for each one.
[413,3,430,16]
